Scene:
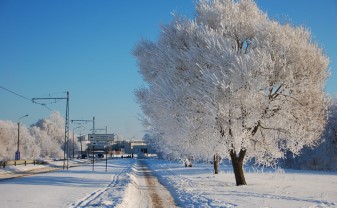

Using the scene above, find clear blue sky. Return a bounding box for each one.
[0,0,336,139]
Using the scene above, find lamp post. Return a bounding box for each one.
[17,114,28,160]
[79,133,83,157]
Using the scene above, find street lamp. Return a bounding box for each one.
[17,114,28,160]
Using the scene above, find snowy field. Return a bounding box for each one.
[0,158,336,207]
[146,159,337,208]
[0,159,133,208]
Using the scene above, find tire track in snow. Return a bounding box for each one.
[71,165,131,208]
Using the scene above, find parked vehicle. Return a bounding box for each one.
[77,154,87,159]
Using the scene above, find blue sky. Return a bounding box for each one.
[0,0,336,139]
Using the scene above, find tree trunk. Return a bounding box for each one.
[230,149,247,186]
[184,158,192,167]
[214,154,218,174]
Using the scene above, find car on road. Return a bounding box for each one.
[77,154,87,159]
[96,153,104,158]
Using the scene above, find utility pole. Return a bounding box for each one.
[80,133,83,157]
[71,117,95,160]
[17,114,28,160]
[72,125,82,158]
[32,92,69,170]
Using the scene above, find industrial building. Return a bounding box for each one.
[79,134,152,157]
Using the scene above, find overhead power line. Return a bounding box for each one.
[0,85,32,102]
[0,85,67,114]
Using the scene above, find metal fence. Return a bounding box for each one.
[0,160,45,168]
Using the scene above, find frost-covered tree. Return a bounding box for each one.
[0,120,40,160]
[0,121,17,160]
[134,0,329,185]
[325,97,337,168]
[30,111,65,159]
[283,96,337,170]
[0,112,69,160]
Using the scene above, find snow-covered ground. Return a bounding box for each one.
[146,159,337,207]
[1,158,336,207]
[118,159,175,208]
[0,159,133,208]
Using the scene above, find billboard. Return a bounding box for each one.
[88,134,114,141]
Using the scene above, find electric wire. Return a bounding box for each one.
[39,91,67,98]
[0,85,66,118]
[0,85,32,102]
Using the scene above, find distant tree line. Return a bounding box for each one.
[0,112,80,160]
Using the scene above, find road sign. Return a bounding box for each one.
[88,134,114,141]
[15,151,20,160]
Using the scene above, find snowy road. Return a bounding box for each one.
[1,158,336,208]
[0,159,177,208]
[118,159,176,208]
[0,159,134,208]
